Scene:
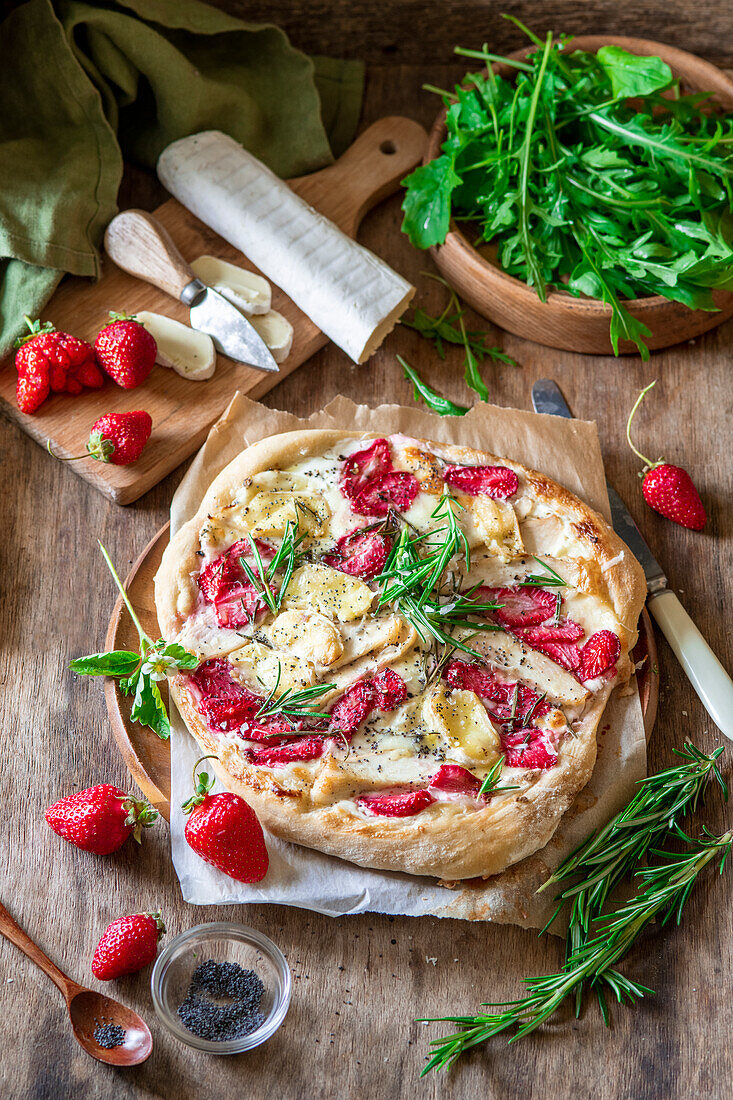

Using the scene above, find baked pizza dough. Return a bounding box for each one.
[155,430,646,881]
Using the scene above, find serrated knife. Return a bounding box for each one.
[104,210,279,373]
[532,378,733,741]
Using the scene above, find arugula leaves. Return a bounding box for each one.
[399,355,468,417]
[69,543,197,740]
[401,19,733,357]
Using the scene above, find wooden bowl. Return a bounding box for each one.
[426,36,733,355]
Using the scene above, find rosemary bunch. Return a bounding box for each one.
[239,519,307,614]
[421,743,729,1074]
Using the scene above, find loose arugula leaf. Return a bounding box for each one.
[69,651,140,677]
[399,354,469,416]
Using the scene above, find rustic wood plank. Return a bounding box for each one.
[1,44,732,1100]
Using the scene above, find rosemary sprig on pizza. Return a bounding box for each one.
[154,428,646,879]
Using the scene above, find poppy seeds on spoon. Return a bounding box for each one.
[177,960,266,1042]
[93,1021,126,1049]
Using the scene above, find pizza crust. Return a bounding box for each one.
[156,429,646,881]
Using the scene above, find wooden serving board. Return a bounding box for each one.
[104,523,659,820]
[0,117,427,505]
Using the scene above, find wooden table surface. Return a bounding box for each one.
[2,4,732,1098]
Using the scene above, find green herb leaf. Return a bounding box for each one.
[595,46,672,99]
[399,355,469,416]
[69,650,140,677]
[401,156,461,248]
[130,672,170,741]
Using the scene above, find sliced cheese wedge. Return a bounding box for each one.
[267,610,344,667]
[468,631,590,706]
[229,642,316,695]
[190,256,271,315]
[282,563,373,621]
[136,311,216,380]
[157,131,415,363]
[248,310,293,364]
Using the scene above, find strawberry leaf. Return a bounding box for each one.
[69,650,140,677]
[156,642,198,670]
[130,672,170,740]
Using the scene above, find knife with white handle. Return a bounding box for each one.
[104,210,279,373]
[532,378,733,741]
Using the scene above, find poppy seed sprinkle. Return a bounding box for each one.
[177,959,265,1042]
[93,1021,126,1049]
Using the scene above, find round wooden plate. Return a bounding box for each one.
[426,36,733,355]
[105,524,659,821]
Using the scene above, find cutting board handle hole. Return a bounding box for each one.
[379,140,397,155]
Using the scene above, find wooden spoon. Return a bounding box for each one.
[0,902,153,1066]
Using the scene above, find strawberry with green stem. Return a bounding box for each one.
[70,542,197,739]
[182,756,269,883]
[626,381,707,532]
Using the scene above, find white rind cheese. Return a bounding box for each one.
[190,255,271,316]
[136,311,216,380]
[157,131,415,363]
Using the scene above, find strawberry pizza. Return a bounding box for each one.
[155,431,645,880]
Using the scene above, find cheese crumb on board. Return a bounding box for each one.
[157,131,415,363]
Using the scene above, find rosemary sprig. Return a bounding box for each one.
[423,827,731,1074]
[239,519,307,615]
[420,743,729,1073]
[478,756,521,797]
[520,557,567,589]
[255,663,335,722]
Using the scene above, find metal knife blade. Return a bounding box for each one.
[185,282,279,373]
[531,378,668,593]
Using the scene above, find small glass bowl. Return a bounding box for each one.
[150,922,291,1054]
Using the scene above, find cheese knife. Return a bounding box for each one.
[104,210,279,373]
[532,378,733,741]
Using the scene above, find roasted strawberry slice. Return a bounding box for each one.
[429,764,481,796]
[238,715,303,743]
[371,668,408,710]
[444,658,496,697]
[190,659,262,731]
[357,788,435,817]
[200,695,261,730]
[249,737,326,765]
[478,585,558,628]
[190,658,247,699]
[502,729,557,770]
[350,471,420,517]
[329,680,376,736]
[577,630,621,682]
[340,438,392,499]
[537,641,582,671]
[443,464,518,498]
[213,583,266,629]
[198,539,273,604]
[322,528,391,580]
[516,619,584,645]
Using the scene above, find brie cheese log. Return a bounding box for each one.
[157,131,415,363]
[136,311,216,380]
[190,256,271,316]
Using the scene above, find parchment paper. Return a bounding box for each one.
[168,394,647,928]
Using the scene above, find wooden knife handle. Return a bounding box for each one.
[104,209,195,301]
[0,901,80,1001]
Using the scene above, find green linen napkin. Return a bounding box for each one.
[0,0,364,360]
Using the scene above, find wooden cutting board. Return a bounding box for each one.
[0,117,427,505]
[103,524,660,820]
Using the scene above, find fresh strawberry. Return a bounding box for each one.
[45,784,158,854]
[322,528,391,580]
[87,410,153,465]
[329,679,376,735]
[516,619,584,645]
[94,313,157,389]
[626,381,706,531]
[182,758,269,882]
[577,630,620,682]
[371,667,408,710]
[357,788,435,817]
[477,585,558,628]
[350,471,420,517]
[92,912,165,980]
[429,764,481,796]
[14,317,103,413]
[443,464,518,498]
[502,729,557,770]
[249,737,326,766]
